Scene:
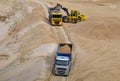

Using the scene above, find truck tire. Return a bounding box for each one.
[49,15,52,25]
[49,15,51,22]
[63,16,69,23]
[63,73,69,76]
[74,19,77,23]
[78,17,81,21]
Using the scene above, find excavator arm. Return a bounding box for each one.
[62,7,69,16]
[54,3,70,16]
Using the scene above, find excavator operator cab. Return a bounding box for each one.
[71,10,78,17]
[67,10,78,23]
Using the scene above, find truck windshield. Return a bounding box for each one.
[53,15,62,18]
[56,60,69,66]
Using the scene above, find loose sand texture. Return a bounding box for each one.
[59,45,71,53]
[0,0,120,81]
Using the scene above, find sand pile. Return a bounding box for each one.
[59,45,71,53]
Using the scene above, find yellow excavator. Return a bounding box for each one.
[62,9,86,23]
[57,3,86,23]
[48,3,86,25]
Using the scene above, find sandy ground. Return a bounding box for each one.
[0,0,120,81]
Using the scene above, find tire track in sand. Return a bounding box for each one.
[41,1,78,81]
[40,1,70,81]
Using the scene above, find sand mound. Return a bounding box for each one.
[59,45,71,53]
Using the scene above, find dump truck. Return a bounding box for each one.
[54,43,73,76]
[48,7,62,26]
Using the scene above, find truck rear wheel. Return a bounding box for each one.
[63,16,69,23]
[49,15,52,25]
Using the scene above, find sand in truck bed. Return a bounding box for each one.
[58,45,71,53]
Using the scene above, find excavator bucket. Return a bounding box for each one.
[54,3,62,10]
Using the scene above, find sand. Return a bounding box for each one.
[0,0,120,81]
[59,45,71,53]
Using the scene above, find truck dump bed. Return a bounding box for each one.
[57,43,72,60]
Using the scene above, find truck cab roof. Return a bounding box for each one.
[56,56,69,61]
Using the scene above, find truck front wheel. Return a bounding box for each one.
[74,19,77,23]
[63,16,69,23]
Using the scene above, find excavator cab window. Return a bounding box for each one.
[71,10,78,17]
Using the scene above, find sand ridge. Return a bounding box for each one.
[0,0,120,81]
